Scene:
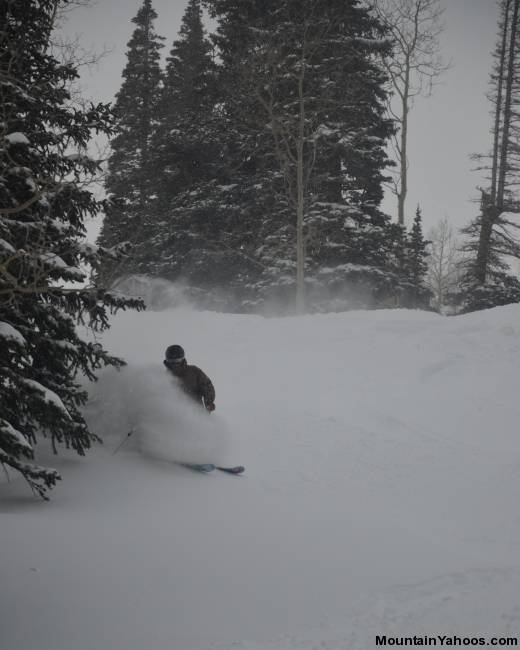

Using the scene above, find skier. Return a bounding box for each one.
[163,344,216,412]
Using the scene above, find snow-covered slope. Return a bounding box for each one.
[2,305,520,650]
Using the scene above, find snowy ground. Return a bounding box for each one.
[2,303,520,650]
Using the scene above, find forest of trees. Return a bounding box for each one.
[98,0,433,314]
[98,0,520,316]
[458,0,520,312]
[2,0,520,497]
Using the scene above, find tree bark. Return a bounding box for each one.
[497,0,520,210]
[475,191,496,283]
[397,56,410,225]
[490,0,512,204]
[476,0,519,283]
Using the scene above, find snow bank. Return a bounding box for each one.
[3,303,520,650]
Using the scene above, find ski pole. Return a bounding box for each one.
[112,430,134,455]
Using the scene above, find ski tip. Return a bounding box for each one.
[217,465,245,475]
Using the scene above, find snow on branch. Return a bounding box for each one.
[21,379,72,420]
[4,132,30,145]
[0,419,32,452]
[0,321,26,346]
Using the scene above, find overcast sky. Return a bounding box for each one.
[61,0,500,237]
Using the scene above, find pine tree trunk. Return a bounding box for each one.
[476,0,518,283]
[497,0,519,209]
[490,0,512,204]
[475,191,495,283]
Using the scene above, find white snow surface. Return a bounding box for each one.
[2,304,520,650]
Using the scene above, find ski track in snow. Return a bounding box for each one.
[2,305,520,650]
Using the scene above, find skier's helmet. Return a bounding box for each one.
[165,344,185,362]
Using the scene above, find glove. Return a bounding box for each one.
[206,402,215,412]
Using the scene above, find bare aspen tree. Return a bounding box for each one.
[373,0,449,225]
[219,12,332,312]
[252,18,320,313]
[221,0,391,313]
[426,216,463,312]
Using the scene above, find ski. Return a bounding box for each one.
[180,463,216,473]
[216,465,245,475]
[177,463,244,475]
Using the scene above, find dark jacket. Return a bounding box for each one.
[164,359,215,408]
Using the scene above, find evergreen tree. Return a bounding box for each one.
[400,206,431,308]
[203,0,397,312]
[147,0,228,293]
[0,0,143,499]
[460,193,520,312]
[98,0,164,279]
[152,0,217,207]
[461,0,520,311]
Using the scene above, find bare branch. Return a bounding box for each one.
[373,0,449,224]
[426,215,465,310]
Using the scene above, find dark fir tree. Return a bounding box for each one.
[401,206,431,308]
[0,0,144,499]
[460,0,520,312]
[152,0,217,207]
[148,0,227,290]
[203,0,397,312]
[98,0,164,280]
